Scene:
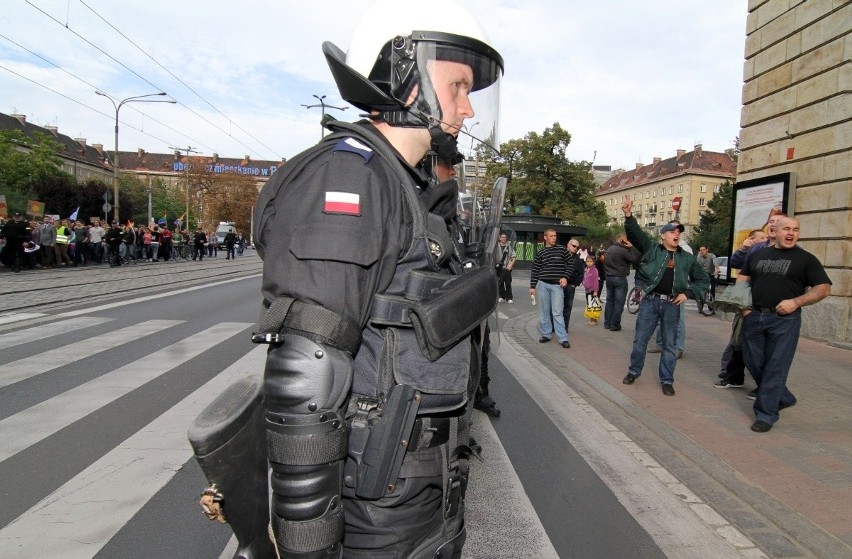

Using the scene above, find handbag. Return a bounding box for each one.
[584,296,602,320]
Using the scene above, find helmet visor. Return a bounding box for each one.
[414,33,502,148]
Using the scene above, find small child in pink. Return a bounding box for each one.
[582,256,600,325]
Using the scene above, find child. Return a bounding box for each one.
[582,256,600,325]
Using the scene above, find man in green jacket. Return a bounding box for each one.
[620,197,709,396]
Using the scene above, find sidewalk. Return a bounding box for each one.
[508,270,852,558]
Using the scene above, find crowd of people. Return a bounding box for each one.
[0,212,249,272]
[526,198,831,434]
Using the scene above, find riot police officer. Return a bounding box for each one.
[189,2,503,558]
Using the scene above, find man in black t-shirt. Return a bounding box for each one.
[737,217,831,433]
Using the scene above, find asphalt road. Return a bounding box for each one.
[0,262,757,558]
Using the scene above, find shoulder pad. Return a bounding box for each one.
[333,137,374,162]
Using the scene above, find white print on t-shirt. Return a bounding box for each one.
[754,259,791,276]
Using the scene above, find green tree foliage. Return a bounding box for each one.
[484,122,606,224]
[692,179,734,255]
[0,130,69,214]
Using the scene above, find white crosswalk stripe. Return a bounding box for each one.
[0,319,181,389]
[0,322,251,462]
[0,344,267,558]
[0,317,112,350]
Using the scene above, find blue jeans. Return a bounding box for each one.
[655,304,685,352]
[741,310,800,425]
[537,281,568,343]
[604,276,628,329]
[628,295,680,385]
[562,284,576,330]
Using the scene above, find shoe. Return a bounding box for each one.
[750,420,772,433]
[507,300,513,304]
[661,384,675,396]
[778,400,797,411]
[714,379,744,389]
[622,373,638,385]
[561,341,570,348]
[648,347,662,353]
[498,298,505,303]
[746,389,758,400]
[474,398,502,417]
[610,327,622,332]
[539,336,550,343]
[676,351,683,359]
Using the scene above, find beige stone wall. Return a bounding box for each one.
[738,0,851,345]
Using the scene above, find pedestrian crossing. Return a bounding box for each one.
[0,316,258,558]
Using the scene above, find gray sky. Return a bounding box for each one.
[1,0,748,170]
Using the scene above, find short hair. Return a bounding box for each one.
[614,232,627,242]
[747,229,766,238]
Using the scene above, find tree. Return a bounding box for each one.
[483,122,607,224]
[0,130,69,214]
[186,158,259,234]
[691,179,734,255]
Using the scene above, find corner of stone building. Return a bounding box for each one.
[801,295,852,349]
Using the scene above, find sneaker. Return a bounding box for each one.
[622,373,638,385]
[661,384,675,396]
[714,379,744,389]
[561,341,571,348]
[750,420,772,433]
[676,351,683,359]
[539,336,550,343]
[498,298,505,303]
[746,389,758,400]
[507,299,513,304]
[648,346,662,354]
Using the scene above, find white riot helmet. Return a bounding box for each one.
[323,0,503,148]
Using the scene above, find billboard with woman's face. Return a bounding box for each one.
[728,172,796,275]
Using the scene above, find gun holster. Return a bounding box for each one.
[344,384,421,499]
[188,376,275,559]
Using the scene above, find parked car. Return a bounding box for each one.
[714,256,730,284]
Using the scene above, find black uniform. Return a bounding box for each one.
[252,120,492,558]
[1,217,31,272]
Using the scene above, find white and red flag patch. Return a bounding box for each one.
[323,191,361,216]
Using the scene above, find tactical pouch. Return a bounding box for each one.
[371,265,497,362]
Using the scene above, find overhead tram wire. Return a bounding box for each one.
[0,33,212,153]
[23,0,269,161]
[0,64,175,149]
[79,0,280,161]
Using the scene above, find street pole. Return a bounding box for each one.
[169,146,200,231]
[96,91,175,223]
[301,94,348,139]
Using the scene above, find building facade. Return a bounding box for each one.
[0,113,113,185]
[737,0,850,344]
[595,146,737,239]
[115,149,283,192]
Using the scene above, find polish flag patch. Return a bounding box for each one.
[323,191,361,216]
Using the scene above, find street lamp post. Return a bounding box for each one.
[96,91,175,223]
[301,94,348,139]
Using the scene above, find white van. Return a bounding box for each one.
[215,222,236,246]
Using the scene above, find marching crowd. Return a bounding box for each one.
[0,212,249,272]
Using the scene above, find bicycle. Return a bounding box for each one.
[697,288,716,316]
[627,285,643,314]
[170,243,190,262]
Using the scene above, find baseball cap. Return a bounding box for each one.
[660,222,684,234]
